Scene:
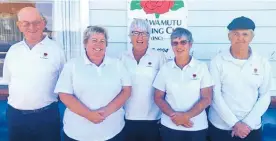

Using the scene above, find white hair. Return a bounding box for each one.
[229,29,255,36]
[129,18,151,36]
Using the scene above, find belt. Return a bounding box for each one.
[9,102,58,115]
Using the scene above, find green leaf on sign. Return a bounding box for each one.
[171,0,184,11]
[130,0,142,10]
[155,13,160,19]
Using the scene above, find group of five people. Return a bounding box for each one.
[3,7,272,141]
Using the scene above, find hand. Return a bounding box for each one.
[170,112,193,128]
[85,110,105,124]
[97,106,112,118]
[231,122,251,139]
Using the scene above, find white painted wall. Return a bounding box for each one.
[89,0,276,94]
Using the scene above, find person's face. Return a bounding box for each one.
[171,36,192,58]
[130,29,149,52]
[85,33,107,61]
[17,13,45,42]
[228,29,254,49]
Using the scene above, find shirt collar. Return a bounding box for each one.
[83,53,109,67]
[171,56,196,69]
[127,47,152,59]
[222,47,255,62]
[22,35,49,48]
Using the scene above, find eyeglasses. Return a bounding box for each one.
[90,38,106,45]
[131,31,149,37]
[171,40,189,46]
[18,20,43,27]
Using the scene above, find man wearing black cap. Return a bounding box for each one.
[208,16,272,141]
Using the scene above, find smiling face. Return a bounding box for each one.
[130,28,149,52]
[228,29,254,51]
[171,36,192,58]
[85,33,107,61]
[17,7,45,44]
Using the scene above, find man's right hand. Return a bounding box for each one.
[232,122,251,138]
[85,111,105,124]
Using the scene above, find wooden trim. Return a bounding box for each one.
[0,3,35,14]
[270,96,276,108]
[0,89,8,100]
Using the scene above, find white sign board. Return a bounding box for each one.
[127,0,188,59]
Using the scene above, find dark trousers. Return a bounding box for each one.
[7,102,61,141]
[209,122,262,141]
[160,125,207,141]
[63,129,125,141]
[124,119,160,141]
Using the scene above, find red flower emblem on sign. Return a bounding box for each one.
[140,0,175,15]
[130,0,184,18]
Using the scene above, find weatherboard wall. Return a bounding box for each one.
[89,0,276,94]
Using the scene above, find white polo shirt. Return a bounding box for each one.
[208,49,272,130]
[153,58,214,131]
[54,55,131,141]
[120,49,166,120]
[3,36,65,110]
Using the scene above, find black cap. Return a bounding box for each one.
[227,16,255,31]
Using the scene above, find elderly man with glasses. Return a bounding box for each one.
[3,7,65,141]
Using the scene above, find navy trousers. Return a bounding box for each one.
[160,125,207,141]
[7,102,61,141]
[63,129,125,141]
[124,119,161,141]
[209,122,262,141]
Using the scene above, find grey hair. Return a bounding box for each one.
[83,26,108,46]
[229,29,255,37]
[129,18,151,36]
[171,27,194,44]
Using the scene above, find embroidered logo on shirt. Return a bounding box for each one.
[253,68,259,75]
[40,52,48,59]
[192,73,198,80]
[146,62,152,67]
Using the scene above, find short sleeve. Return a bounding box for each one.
[200,63,214,89]
[159,52,167,68]
[271,76,276,96]
[117,60,131,86]
[3,49,12,84]
[153,65,167,92]
[54,61,74,94]
[58,49,66,74]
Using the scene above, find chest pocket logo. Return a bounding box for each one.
[191,73,199,80]
[252,68,259,75]
[250,67,263,88]
[40,52,48,59]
